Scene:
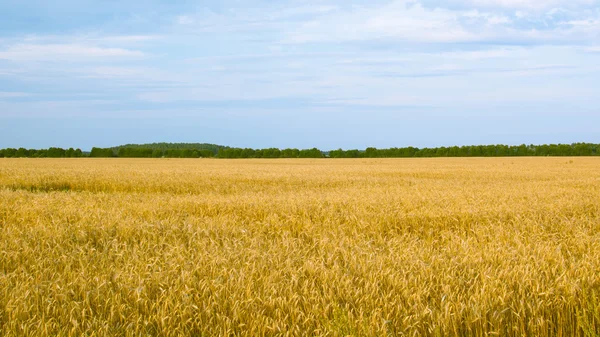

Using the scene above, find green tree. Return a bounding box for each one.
[15,148,29,157]
[90,147,114,157]
[281,148,300,158]
[152,149,163,158]
[47,147,66,158]
[5,148,17,157]
[365,147,377,158]
[299,148,323,158]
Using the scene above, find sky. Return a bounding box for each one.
[0,0,599,150]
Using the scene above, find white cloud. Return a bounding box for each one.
[441,49,514,60]
[90,35,160,44]
[177,15,194,25]
[0,43,144,61]
[136,84,295,102]
[564,19,600,27]
[0,99,118,117]
[80,66,149,79]
[284,1,480,44]
[280,0,600,45]
[487,15,512,24]
[16,34,158,45]
[172,4,339,34]
[0,92,31,99]
[72,66,186,88]
[466,0,597,10]
[463,10,512,24]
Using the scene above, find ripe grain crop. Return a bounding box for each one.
[0,158,599,336]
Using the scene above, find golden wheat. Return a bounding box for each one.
[0,158,599,336]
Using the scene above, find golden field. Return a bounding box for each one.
[0,158,599,336]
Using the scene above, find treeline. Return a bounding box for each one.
[90,147,216,158]
[217,148,323,158]
[99,142,226,158]
[88,147,324,158]
[329,143,600,158]
[112,143,225,154]
[0,147,84,158]
[2,143,599,158]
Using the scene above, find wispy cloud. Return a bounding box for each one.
[0,43,144,61]
[91,35,159,43]
[431,0,599,10]
[281,0,600,45]
[282,2,474,44]
[0,92,31,99]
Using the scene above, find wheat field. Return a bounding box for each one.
[0,158,599,336]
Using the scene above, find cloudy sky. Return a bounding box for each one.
[0,0,598,150]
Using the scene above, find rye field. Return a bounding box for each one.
[1,158,599,336]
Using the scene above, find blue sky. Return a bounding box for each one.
[0,0,599,150]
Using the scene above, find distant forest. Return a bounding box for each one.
[1,142,599,158]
